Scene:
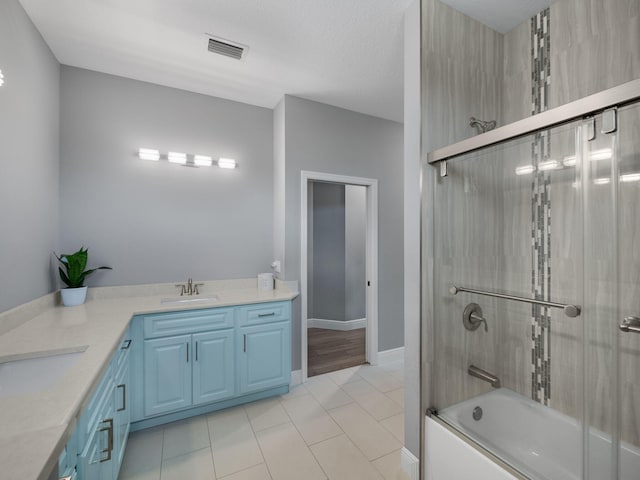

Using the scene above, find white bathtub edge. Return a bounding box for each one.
[425,416,517,480]
[401,446,420,480]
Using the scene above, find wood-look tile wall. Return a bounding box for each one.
[422,0,640,450]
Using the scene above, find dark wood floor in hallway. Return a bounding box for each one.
[307,327,366,377]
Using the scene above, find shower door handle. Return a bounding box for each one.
[619,316,640,334]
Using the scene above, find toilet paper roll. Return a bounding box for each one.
[258,273,274,291]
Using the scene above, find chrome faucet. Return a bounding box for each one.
[175,278,204,296]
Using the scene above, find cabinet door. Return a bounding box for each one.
[238,321,291,394]
[144,335,192,417]
[114,354,130,474]
[193,329,235,405]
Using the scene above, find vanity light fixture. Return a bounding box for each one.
[218,157,237,169]
[138,148,160,161]
[138,148,238,169]
[0,69,4,87]
[515,164,536,176]
[194,155,213,167]
[168,152,187,165]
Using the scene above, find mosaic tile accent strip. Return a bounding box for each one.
[530,8,552,405]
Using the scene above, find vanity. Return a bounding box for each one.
[0,279,295,480]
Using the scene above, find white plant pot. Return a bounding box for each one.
[61,286,88,307]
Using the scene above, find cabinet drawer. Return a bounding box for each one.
[143,308,235,338]
[238,302,290,326]
[79,363,113,443]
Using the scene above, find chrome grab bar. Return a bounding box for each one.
[620,316,640,334]
[449,285,581,318]
[468,365,501,388]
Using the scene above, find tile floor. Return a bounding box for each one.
[119,361,408,480]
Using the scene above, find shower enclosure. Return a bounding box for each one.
[421,81,640,479]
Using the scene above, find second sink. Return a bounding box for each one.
[0,349,86,399]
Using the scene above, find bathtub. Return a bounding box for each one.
[426,388,640,480]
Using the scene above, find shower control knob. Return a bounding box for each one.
[463,303,488,332]
[619,316,640,334]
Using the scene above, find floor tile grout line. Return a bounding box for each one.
[208,406,267,478]
[246,399,301,480]
[203,413,219,480]
[325,401,403,463]
[340,384,403,422]
[159,426,165,478]
[216,462,271,480]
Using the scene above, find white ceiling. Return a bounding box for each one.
[19,0,413,122]
[439,0,555,33]
[19,1,554,123]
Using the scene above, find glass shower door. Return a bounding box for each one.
[429,117,585,480]
[616,102,640,480]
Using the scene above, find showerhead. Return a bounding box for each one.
[469,117,497,134]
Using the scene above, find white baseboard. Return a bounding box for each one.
[290,370,303,386]
[400,447,420,480]
[307,317,366,331]
[377,346,405,365]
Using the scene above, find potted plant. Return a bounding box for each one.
[55,247,112,306]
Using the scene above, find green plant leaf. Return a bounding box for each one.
[54,247,111,288]
[58,267,72,287]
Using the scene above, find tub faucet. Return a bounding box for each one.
[468,365,501,388]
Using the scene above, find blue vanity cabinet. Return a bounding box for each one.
[143,335,192,417]
[77,390,116,480]
[58,429,78,480]
[192,329,235,405]
[113,342,131,473]
[61,332,132,480]
[238,302,291,395]
[130,300,291,429]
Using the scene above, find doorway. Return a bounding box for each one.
[300,171,378,382]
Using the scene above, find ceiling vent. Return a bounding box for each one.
[207,35,247,60]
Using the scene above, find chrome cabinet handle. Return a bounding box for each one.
[117,384,126,412]
[121,339,131,349]
[243,334,247,352]
[258,312,276,317]
[186,343,189,362]
[99,418,114,462]
[195,341,198,361]
[619,316,640,334]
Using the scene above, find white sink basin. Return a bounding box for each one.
[0,349,85,399]
[161,295,219,305]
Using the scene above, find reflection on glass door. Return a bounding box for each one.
[616,102,640,480]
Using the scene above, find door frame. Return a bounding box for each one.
[300,170,379,382]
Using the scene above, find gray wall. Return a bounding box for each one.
[344,184,366,320]
[0,0,60,313]
[422,0,504,151]
[278,95,404,370]
[307,182,367,322]
[310,182,346,320]
[59,67,274,286]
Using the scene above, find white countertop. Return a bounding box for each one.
[0,280,297,480]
